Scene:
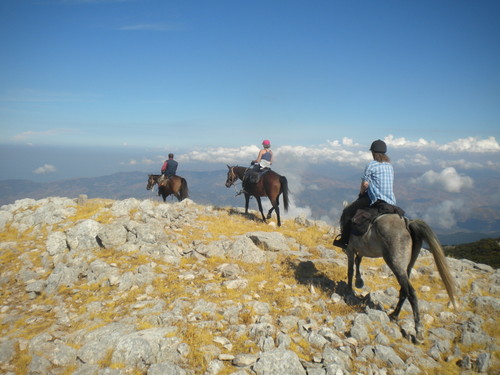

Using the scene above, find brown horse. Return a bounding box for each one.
[225,165,289,226]
[146,174,189,202]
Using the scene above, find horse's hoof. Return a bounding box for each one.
[410,332,424,345]
[414,325,424,344]
[414,335,424,345]
[266,214,272,219]
[355,279,364,289]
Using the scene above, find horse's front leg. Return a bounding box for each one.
[266,199,280,225]
[354,254,364,289]
[346,249,355,291]
[244,194,250,214]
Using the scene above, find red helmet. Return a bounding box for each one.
[262,140,271,147]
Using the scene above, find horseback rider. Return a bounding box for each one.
[254,139,273,170]
[242,139,274,190]
[159,153,178,185]
[333,139,396,248]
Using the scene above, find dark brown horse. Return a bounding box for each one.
[225,165,289,226]
[146,174,189,202]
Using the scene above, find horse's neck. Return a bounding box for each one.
[237,167,250,179]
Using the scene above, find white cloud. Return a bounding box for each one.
[277,145,370,166]
[396,153,430,168]
[122,135,499,174]
[33,164,57,174]
[181,145,260,165]
[413,153,430,165]
[327,137,360,147]
[384,135,500,154]
[438,159,486,170]
[419,199,466,230]
[439,136,500,153]
[122,158,158,166]
[12,128,79,142]
[410,167,474,193]
[385,135,438,149]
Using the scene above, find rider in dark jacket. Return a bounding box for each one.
[159,154,178,185]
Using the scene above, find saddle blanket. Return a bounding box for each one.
[244,168,270,185]
[351,201,405,236]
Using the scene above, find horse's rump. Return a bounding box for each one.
[350,214,410,258]
[152,174,189,201]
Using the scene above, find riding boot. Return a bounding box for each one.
[333,222,350,248]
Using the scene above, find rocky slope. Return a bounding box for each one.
[0,196,498,375]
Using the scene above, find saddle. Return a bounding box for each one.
[243,167,270,185]
[158,174,175,187]
[351,201,405,236]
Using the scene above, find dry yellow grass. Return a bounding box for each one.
[2,199,498,374]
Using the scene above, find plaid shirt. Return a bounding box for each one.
[362,161,396,205]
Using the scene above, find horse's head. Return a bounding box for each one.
[146,174,157,190]
[225,165,238,188]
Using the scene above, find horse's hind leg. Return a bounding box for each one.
[174,190,182,201]
[266,195,279,219]
[354,255,364,289]
[388,268,423,343]
[274,205,281,226]
[346,249,355,291]
[266,206,275,219]
[255,196,267,223]
[408,237,422,277]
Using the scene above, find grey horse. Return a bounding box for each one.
[342,211,457,343]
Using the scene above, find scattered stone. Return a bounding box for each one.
[0,196,498,375]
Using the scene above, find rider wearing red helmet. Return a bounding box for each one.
[241,140,274,192]
[254,139,273,169]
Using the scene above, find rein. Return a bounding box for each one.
[229,166,248,197]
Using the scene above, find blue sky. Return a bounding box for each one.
[1,0,499,149]
[0,0,499,183]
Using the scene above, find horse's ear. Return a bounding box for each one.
[227,165,231,169]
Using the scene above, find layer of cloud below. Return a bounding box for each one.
[410,167,474,193]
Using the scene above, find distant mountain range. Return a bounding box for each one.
[1,170,499,245]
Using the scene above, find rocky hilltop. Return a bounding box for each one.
[0,196,498,375]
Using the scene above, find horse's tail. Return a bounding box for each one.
[408,219,457,309]
[280,176,289,211]
[180,178,189,200]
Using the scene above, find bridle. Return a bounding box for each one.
[147,175,159,191]
[226,167,238,186]
[226,166,248,195]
